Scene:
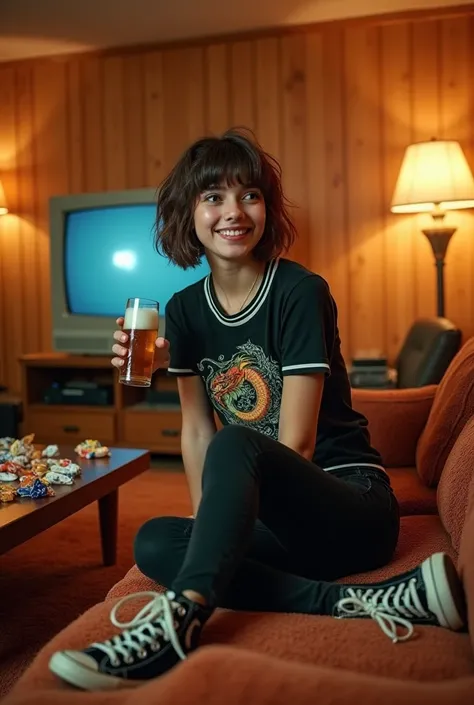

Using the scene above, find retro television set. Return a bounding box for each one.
[49,188,210,355]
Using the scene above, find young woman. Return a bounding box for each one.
[49,129,466,691]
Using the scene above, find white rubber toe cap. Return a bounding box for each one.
[49,650,139,691]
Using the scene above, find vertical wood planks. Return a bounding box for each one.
[320,29,350,358]
[0,68,21,389]
[1,11,474,392]
[345,26,385,357]
[32,63,69,357]
[439,17,473,332]
[381,22,415,361]
[411,21,440,318]
[280,34,308,265]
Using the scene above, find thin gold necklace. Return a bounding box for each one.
[215,270,261,314]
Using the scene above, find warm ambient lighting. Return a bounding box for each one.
[0,179,8,216]
[390,139,474,318]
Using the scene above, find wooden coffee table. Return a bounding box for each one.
[0,446,150,565]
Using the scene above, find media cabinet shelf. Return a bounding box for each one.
[28,404,115,414]
[19,353,182,455]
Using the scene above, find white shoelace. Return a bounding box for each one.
[91,591,187,666]
[335,577,430,643]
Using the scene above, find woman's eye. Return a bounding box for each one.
[243,191,260,201]
[204,193,220,203]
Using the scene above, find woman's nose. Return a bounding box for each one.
[223,201,243,221]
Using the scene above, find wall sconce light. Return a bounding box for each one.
[390,139,474,317]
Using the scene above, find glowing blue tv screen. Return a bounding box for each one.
[64,204,210,317]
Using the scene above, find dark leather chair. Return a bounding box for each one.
[393,317,462,388]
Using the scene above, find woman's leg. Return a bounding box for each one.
[134,516,351,613]
[167,426,465,639]
[171,425,400,607]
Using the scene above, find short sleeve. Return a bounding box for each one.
[165,294,198,376]
[280,275,336,377]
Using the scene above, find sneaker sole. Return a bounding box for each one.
[421,552,466,631]
[49,651,144,691]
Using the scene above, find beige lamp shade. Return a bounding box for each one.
[0,179,8,216]
[390,139,474,214]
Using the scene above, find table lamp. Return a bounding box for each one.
[390,138,474,317]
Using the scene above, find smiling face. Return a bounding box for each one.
[193,182,267,265]
[154,129,297,270]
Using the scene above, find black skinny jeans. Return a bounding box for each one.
[134,425,400,614]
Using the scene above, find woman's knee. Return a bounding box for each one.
[206,424,260,460]
[133,516,191,584]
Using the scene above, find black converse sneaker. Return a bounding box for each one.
[333,552,466,643]
[49,590,212,691]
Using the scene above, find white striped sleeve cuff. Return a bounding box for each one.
[281,362,331,374]
[167,367,197,375]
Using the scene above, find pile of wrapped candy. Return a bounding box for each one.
[0,434,110,504]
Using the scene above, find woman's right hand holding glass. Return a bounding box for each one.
[111,317,171,373]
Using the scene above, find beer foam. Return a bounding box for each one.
[124,306,159,330]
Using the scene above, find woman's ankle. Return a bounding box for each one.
[181,589,208,606]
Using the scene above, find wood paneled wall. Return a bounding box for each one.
[1,10,474,392]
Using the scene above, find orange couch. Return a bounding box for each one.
[352,335,474,516]
[4,339,474,705]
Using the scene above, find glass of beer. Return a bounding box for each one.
[119,297,159,387]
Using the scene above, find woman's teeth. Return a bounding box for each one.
[218,229,248,237]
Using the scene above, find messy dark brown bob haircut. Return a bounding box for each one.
[154,127,297,269]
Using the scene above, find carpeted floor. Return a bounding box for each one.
[0,469,190,699]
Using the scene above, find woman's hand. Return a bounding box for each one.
[111,317,170,373]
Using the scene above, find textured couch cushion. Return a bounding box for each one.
[416,337,474,487]
[4,645,474,705]
[389,466,437,515]
[437,416,474,553]
[458,470,474,654]
[351,386,436,468]
[6,572,473,699]
[341,514,455,584]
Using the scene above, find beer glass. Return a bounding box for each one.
[119,298,159,387]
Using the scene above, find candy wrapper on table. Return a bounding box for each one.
[0,460,24,482]
[16,473,55,499]
[9,433,39,465]
[30,460,51,476]
[44,460,81,484]
[0,437,15,451]
[75,439,111,459]
[42,444,59,458]
[53,458,81,476]
[44,470,74,485]
[0,483,17,503]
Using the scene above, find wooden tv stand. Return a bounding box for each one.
[19,353,182,455]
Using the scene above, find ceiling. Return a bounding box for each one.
[1,0,471,63]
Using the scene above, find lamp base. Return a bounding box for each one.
[421,227,457,318]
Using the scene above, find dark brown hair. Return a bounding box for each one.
[154,127,297,269]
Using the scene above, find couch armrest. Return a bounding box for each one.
[351,386,437,468]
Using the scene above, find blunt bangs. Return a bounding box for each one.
[189,137,269,197]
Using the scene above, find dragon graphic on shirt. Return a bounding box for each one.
[198,341,282,437]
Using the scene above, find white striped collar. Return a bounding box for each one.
[204,258,279,327]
